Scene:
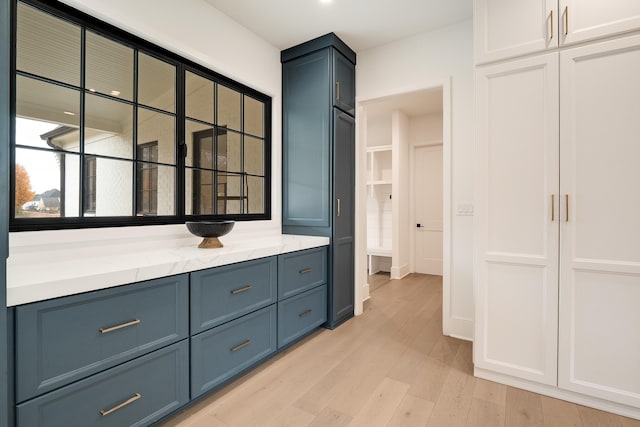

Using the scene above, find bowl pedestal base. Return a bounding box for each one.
[198,237,223,249]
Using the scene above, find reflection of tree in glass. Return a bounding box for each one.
[15,164,35,211]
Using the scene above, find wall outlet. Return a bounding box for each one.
[456,203,474,216]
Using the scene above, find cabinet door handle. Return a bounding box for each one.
[337,198,341,217]
[99,319,141,334]
[100,393,141,416]
[299,309,313,318]
[551,194,555,221]
[336,81,340,101]
[299,267,312,274]
[230,285,252,294]
[230,339,252,352]
[564,6,569,36]
[565,194,569,222]
[549,10,554,40]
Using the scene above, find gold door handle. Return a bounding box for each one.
[299,309,313,318]
[230,339,252,352]
[230,285,252,295]
[299,267,312,274]
[100,393,141,416]
[336,81,340,101]
[99,319,141,334]
[565,194,569,222]
[564,6,568,36]
[549,10,554,40]
[337,198,341,217]
[551,194,555,221]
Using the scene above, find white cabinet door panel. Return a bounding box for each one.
[475,0,557,64]
[561,0,640,46]
[559,34,640,407]
[475,53,559,385]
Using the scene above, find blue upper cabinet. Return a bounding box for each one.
[281,33,356,328]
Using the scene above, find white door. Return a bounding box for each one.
[558,34,640,408]
[413,145,442,276]
[474,0,557,64]
[561,0,640,47]
[475,52,559,385]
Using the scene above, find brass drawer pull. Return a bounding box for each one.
[231,339,252,352]
[299,309,313,318]
[299,267,312,274]
[100,393,141,416]
[99,319,141,334]
[549,9,553,40]
[565,194,569,222]
[551,194,555,221]
[230,285,252,295]
[336,81,340,101]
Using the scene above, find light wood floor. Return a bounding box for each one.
[161,273,640,427]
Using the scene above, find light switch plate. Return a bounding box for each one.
[456,203,474,216]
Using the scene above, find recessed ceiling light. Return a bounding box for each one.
[110,90,121,96]
[63,111,75,116]
[319,0,333,4]
[89,88,96,92]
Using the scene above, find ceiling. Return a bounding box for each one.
[204,0,473,52]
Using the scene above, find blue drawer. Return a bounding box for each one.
[17,340,189,427]
[190,256,277,334]
[15,275,189,403]
[191,304,277,398]
[278,247,327,299]
[278,285,327,348]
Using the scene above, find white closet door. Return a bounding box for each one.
[474,0,557,64]
[561,0,640,47]
[475,53,559,385]
[559,35,640,408]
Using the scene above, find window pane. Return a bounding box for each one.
[245,176,265,214]
[16,77,80,151]
[16,2,80,86]
[217,130,241,173]
[15,147,80,218]
[217,172,242,214]
[93,158,132,216]
[244,95,264,137]
[244,136,264,176]
[85,94,133,159]
[86,31,134,101]
[217,84,241,131]
[185,120,212,168]
[138,52,175,113]
[187,169,213,215]
[138,108,175,164]
[186,71,214,123]
[136,162,175,216]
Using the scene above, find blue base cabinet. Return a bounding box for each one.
[10,247,328,426]
[282,33,356,329]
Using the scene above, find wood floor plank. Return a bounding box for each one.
[539,395,583,427]
[473,378,507,406]
[387,394,435,427]
[466,398,506,427]
[347,377,410,426]
[621,416,640,427]
[308,407,353,427]
[505,387,545,427]
[578,406,624,427]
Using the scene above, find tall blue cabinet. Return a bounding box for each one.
[281,33,356,328]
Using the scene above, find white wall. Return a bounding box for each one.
[11,0,282,252]
[356,19,474,340]
[391,110,411,279]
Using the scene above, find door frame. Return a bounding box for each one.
[354,78,452,337]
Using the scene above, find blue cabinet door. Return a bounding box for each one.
[282,49,332,231]
[278,285,327,348]
[278,247,327,299]
[191,304,277,398]
[17,341,189,427]
[190,256,277,334]
[15,275,189,402]
[333,50,355,115]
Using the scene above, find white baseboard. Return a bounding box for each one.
[390,263,410,280]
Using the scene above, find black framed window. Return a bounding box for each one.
[10,0,271,231]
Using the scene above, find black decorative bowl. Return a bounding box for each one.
[186,221,235,248]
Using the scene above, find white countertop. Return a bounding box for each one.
[7,233,329,307]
